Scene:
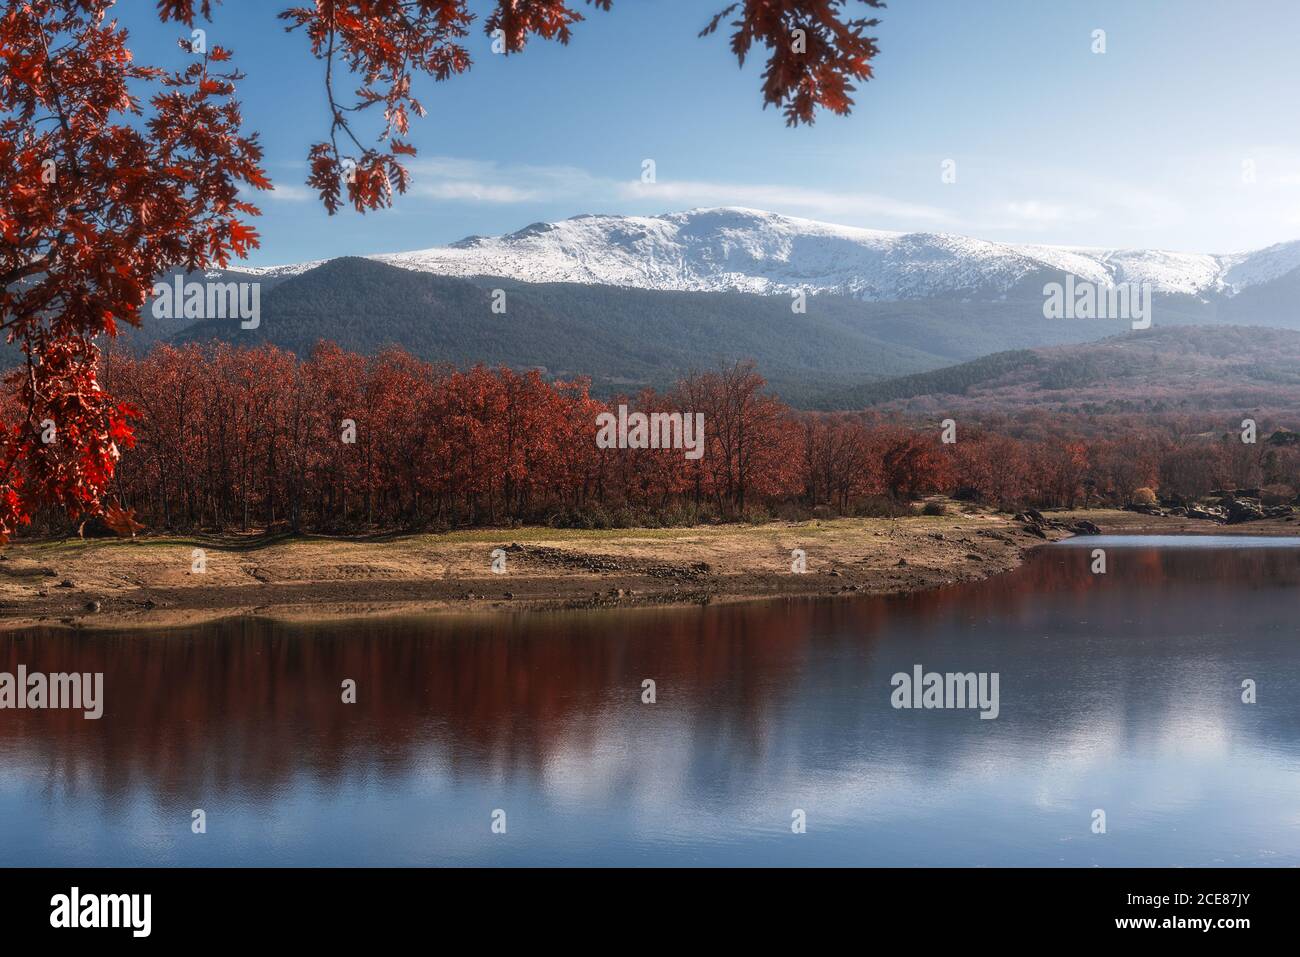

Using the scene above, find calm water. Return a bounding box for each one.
[2,536,1298,866]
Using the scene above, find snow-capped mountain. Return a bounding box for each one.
[246,207,1300,301]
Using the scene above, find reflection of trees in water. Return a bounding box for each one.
[0,605,830,802]
[2,544,1297,803]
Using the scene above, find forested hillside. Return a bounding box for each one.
[826,325,1300,416]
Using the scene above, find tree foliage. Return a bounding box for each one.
[0,0,267,539]
[0,0,884,540]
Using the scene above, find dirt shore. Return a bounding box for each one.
[1054,508,1300,537]
[0,507,1075,631]
[4,506,1288,631]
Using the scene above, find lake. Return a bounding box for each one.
[2,535,1298,866]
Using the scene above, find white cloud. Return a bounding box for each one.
[406,158,606,205]
[393,156,958,228]
[258,151,1300,253]
[618,179,953,225]
[264,182,314,202]
[411,181,538,203]
[999,200,1098,227]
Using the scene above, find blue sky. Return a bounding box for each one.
[122,0,1300,264]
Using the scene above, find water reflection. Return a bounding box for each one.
[1,538,1298,865]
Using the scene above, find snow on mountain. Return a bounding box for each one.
[1218,240,1300,292]
[245,207,1300,301]
[1088,247,1224,296]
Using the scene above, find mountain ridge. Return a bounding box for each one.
[241,207,1300,302]
[144,256,1231,407]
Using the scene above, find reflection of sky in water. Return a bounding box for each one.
[1,537,1299,866]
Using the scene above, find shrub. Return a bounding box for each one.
[853,496,912,519]
[774,501,814,522]
[546,505,613,529]
[1132,487,1158,505]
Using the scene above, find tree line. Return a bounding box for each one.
[8,341,1293,537]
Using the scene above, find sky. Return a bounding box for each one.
[119,0,1300,265]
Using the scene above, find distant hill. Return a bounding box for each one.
[9,207,1300,410]
[131,256,1200,406]
[94,256,1246,407]
[822,325,1300,414]
[7,206,1297,408]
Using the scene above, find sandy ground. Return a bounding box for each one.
[7,505,1286,631]
[0,507,1073,631]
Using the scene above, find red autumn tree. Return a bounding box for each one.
[1,0,884,541]
[0,1,268,540]
[952,432,1031,511]
[798,413,870,509]
[877,426,953,502]
[96,341,1300,530]
[676,360,793,516]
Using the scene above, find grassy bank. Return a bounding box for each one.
[0,508,1074,631]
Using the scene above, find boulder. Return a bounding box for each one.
[1223,498,1265,524]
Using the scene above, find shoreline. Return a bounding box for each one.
[2,507,1295,632]
[0,508,1065,631]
